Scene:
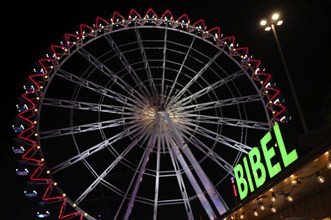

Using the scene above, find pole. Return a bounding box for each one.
[271,23,308,134]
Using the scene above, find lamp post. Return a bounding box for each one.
[260,13,308,134]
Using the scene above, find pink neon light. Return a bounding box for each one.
[174,13,190,30]
[231,177,238,197]
[17,102,34,125]
[266,87,280,101]
[18,74,44,123]
[21,142,40,163]
[192,19,206,30]
[58,198,83,220]
[42,182,65,201]
[253,68,286,120]
[30,163,51,182]
[219,35,235,47]
[234,47,249,56]
[38,58,56,74]
[17,110,34,126]
[95,16,109,28]
[79,23,94,36]
[112,11,125,22]
[205,27,221,39]
[177,13,190,23]
[221,36,235,43]
[41,183,83,219]
[30,73,45,88]
[19,79,83,220]
[275,104,286,116]
[128,9,144,25]
[18,125,34,140]
[51,45,68,58]
[257,71,272,86]
[161,10,174,20]
[267,103,286,117]
[17,74,45,164]
[64,33,79,45]
[128,9,142,19]
[144,8,158,19]
[247,59,261,70]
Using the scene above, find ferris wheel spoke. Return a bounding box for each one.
[175,94,261,112]
[77,47,145,104]
[169,50,223,106]
[185,113,271,130]
[164,37,196,106]
[164,136,194,220]
[178,128,235,175]
[115,128,157,220]
[50,122,143,174]
[160,27,168,105]
[80,159,128,198]
[164,130,217,219]
[153,133,162,220]
[124,122,159,220]
[39,118,127,139]
[163,112,228,216]
[104,34,151,98]
[100,180,126,198]
[134,27,158,96]
[56,69,138,107]
[41,98,135,115]
[173,69,245,107]
[74,132,147,205]
[233,151,244,167]
[185,121,251,153]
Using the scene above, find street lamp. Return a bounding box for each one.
[260,13,308,134]
[260,13,284,31]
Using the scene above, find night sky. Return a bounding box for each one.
[2,0,330,219]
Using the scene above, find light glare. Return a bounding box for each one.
[260,20,267,26]
[327,161,331,169]
[277,20,283,25]
[272,13,280,20]
[317,175,325,183]
[286,195,293,202]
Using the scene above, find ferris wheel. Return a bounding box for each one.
[12,8,288,220]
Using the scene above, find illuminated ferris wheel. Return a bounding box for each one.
[12,8,288,220]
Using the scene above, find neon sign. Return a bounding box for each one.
[234,123,298,200]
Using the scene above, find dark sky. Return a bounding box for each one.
[2,0,330,219]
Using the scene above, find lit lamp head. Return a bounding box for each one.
[327,151,331,169]
[271,192,276,202]
[259,202,265,211]
[253,209,258,216]
[260,12,283,31]
[260,19,271,31]
[316,172,325,183]
[272,13,279,21]
[284,193,293,202]
[272,13,284,26]
[271,206,277,213]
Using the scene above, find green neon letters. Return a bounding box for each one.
[234,123,298,200]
